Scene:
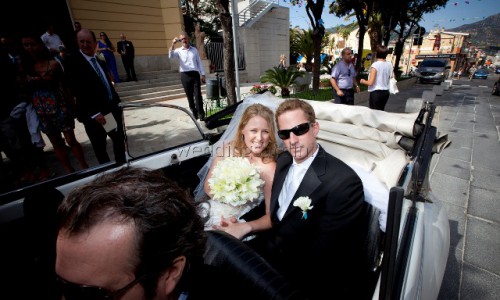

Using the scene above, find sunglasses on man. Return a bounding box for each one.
[57,274,147,300]
[277,122,312,140]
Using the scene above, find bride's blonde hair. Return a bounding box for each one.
[231,104,278,163]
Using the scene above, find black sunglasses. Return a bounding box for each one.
[278,122,312,140]
[57,274,147,300]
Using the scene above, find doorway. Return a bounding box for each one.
[1,0,74,47]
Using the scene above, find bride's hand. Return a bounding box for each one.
[213,216,250,240]
[221,215,238,225]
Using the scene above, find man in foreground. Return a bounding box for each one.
[55,167,209,299]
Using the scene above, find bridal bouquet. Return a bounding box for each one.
[208,157,264,206]
[205,157,264,228]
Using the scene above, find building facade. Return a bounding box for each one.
[399,29,470,75]
[2,0,289,82]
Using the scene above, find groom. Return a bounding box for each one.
[241,99,367,299]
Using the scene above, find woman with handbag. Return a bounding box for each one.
[360,45,393,111]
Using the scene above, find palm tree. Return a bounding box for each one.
[260,66,303,97]
[291,29,332,71]
[296,29,315,68]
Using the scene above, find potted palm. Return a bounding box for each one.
[260,66,303,97]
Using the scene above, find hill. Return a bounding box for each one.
[447,13,500,47]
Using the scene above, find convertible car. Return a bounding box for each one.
[0,93,450,299]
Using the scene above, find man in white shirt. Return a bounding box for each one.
[40,24,65,57]
[169,32,206,121]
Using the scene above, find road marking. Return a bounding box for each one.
[478,86,488,88]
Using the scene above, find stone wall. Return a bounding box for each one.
[239,6,290,82]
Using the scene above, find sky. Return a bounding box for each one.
[283,0,500,32]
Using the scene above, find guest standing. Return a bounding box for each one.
[0,36,52,183]
[278,54,286,69]
[330,48,360,105]
[360,45,393,111]
[117,33,137,81]
[97,32,121,83]
[40,24,65,58]
[297,63,306,72]
[66,21,82,57]
[20,34,88,174]
[66,29,126,164]
[169,32,205,120]
[468,64,477,81]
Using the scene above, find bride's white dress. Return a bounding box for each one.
[202,190,264,230]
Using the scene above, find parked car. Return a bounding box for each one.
[473,68,489,79]
[495,66,500,74]
[415,58,451,84]
[0,95,450,299]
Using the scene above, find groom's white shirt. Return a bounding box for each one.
[277,146,319,220]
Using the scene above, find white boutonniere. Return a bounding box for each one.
[293,196,313,220]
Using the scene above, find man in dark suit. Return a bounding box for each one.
[65,28,126,164]
[117,33,137,82]
[242,99,366,299]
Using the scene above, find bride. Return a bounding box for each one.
[195,101,281,239]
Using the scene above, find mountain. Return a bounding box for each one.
[447,13,500,47]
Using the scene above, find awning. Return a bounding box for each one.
[299,53,327,63]
[297,55,307,63]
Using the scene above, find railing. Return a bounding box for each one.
[205,42,246,72]
[238,0,278,27]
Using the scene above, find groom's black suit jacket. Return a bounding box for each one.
[245,145,366,299]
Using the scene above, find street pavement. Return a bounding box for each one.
[381,76,500,300]
[40,75,500,299]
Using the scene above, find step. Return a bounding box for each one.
[115,78,182,92]
[116,74,180,87]
[134,69,178,79]
[118,83,184,97]
[120,85,207,103]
